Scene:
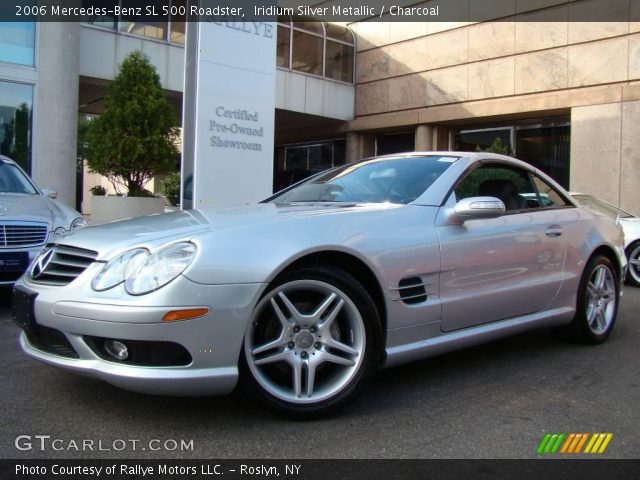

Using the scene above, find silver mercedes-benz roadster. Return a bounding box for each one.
[14,152,626,416]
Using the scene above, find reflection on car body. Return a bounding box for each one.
[571,192,640,287]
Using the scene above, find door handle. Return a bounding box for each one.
[545,225,563,237]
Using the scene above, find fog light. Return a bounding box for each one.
[104,340,129,360]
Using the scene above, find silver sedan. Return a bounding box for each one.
[13,152,626,416]
[0,155,87,286]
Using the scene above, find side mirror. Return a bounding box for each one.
[453,196,505,223]
[41,188,58,199]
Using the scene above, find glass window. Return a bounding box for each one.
[376,133,415,156]
[291,30,323,76]
[454,165,534,212]
[119,0,167,41]
[516,125,570,188]
[119,20,167,40]
[0,81,33,174]
[170,0,186,45]
[455,129,512,154]
[325,23,354,44]
[292,22,324,35]
[82,0,116,28]
[532,175,571,208]
[0,22,35,66]
[274,140,346,192]
[271,155,455,205]
[277,25,290,68]
[325,41,353,82]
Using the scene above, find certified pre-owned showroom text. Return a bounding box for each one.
[14,435,194,452]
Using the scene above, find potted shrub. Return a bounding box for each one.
[86,51,179,224]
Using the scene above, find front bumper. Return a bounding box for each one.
[15,275,266,396]
[0,245,45,286]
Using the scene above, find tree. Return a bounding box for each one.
[475,137,511,155]
[86,51,179,197]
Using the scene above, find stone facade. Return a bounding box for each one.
[342,0,640,214]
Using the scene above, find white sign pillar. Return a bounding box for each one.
[181,20,277,209]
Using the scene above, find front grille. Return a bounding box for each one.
[26,326,79,359]
[30,244,98,286]
[0,222,48,248]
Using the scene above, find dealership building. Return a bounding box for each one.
[1,0,639,215]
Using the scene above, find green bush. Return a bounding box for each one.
[86,51,179,197]
[89,185,107,196]
[161,171,181,206]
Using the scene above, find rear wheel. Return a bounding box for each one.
[625,241,640,287]
[557,255,619,344]
[241,265,382,417]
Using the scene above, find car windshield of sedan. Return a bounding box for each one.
[0,163,38,195]
[270,155,458,205]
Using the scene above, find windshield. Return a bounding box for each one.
[573,194,633,219]
[0,162,38,195]
[269,155,457,205]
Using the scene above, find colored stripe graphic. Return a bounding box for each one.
[537,433,565,454]
[539,433,613,454]
[585,433,613,454]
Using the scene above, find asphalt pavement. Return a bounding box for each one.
[1,287,638,459]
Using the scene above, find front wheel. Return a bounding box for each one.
[557,255,619,344]
[241,265,382,417]
[625,241,640,287]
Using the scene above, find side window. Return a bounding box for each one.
[531,175,571,208]
[454,165,535,212]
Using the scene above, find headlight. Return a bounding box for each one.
[92,248,148,291]
[53,226,66,237]
[125,242,196,295]
[71,217,88,230]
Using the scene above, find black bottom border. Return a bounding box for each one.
[4,459,640,480]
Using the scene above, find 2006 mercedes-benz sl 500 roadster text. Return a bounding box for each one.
[14,152,626,416]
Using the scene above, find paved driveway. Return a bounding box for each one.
[1,287,638,459]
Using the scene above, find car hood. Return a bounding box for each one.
[0,193,78,228]
[55,203,398,260]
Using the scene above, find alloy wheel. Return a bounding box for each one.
[585,264,617,335]
[245,279,366,404]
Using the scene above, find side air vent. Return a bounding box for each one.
[397,277,428,305]
[30,244,98,286]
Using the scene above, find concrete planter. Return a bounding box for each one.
[91,195,165,225]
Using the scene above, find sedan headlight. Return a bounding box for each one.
[71,217,88,230]
[92,248,149,291]
[91,242,196,295]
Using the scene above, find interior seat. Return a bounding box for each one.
[478,179,527,211]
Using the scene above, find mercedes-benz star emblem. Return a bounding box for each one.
[31,248,55,279]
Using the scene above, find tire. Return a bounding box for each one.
[625,241,640,287]
[240,264,383,418]
[556,254,619,344]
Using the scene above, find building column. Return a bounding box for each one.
[415,125,433,151]
[33,22,80,208]
[433,125,451,151]
[346,132,376,162]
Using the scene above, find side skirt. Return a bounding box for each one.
[383,306,574,369]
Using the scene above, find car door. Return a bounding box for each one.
[436,163,571,332]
